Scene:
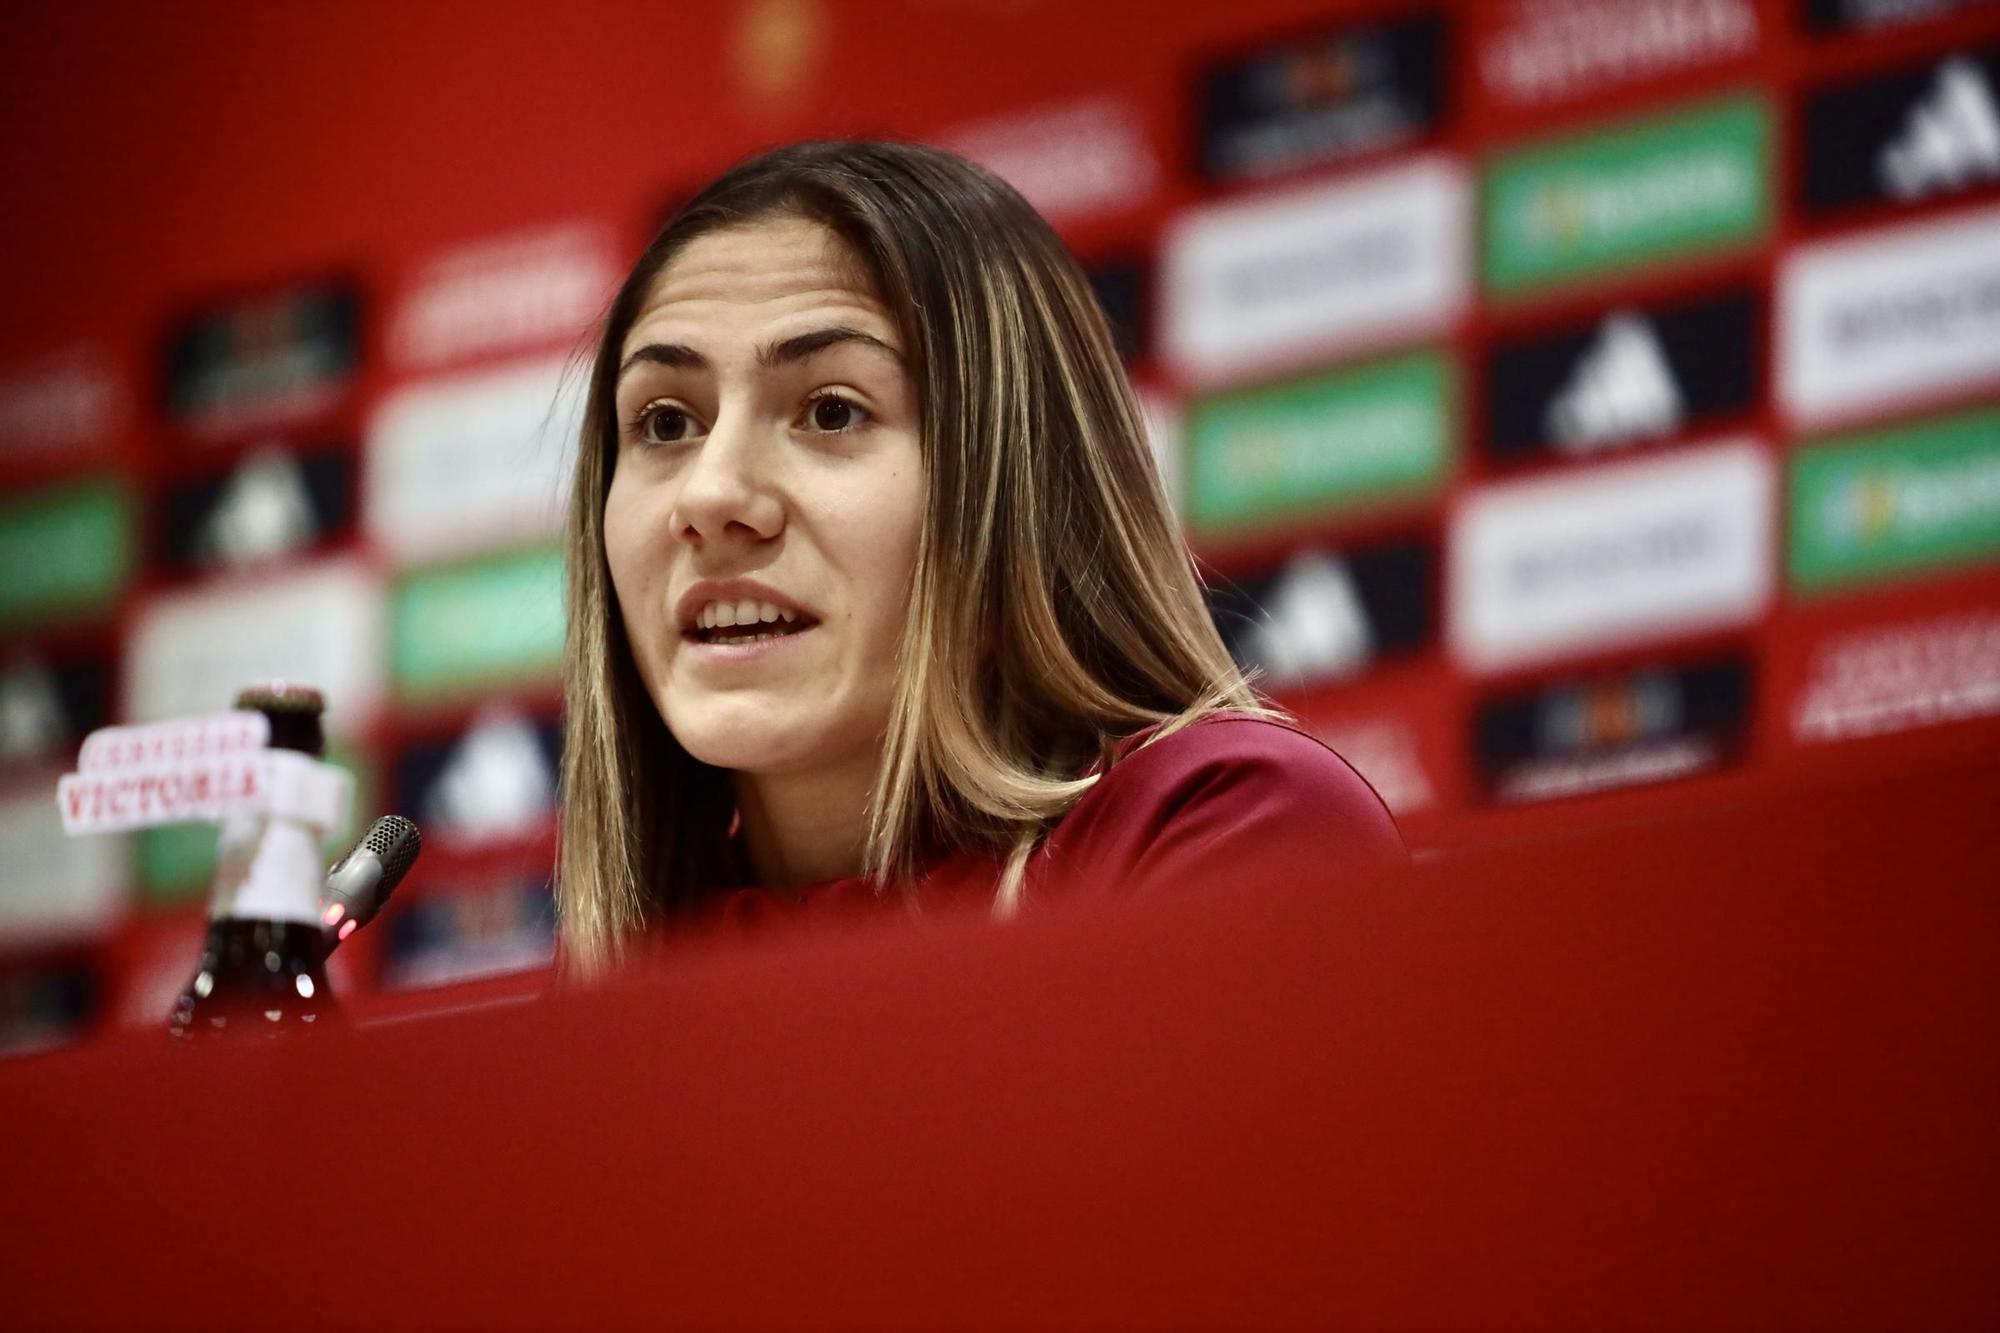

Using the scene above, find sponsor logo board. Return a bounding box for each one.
[1789,404,2000,591]
[1479,0,1759,108]
[164,281,359,440]
[1803,0,1998,35]
[1482,95,1770,294]
[1187,350,1452,534]
[943,97,1159,225]
[1802,43,2000,218]
[365,356,580,564]
[1790,608,2000,741]
[1084,256,1149,366]
[386,222,621,374]
[0,788,127,940]
[161,443,352,574]
[0,348,119,465]
[0,478,133,630]
[1449,438,1774,670]
[398,707,561,850]
[1209,535,1434,689]
[1484,285,1758,462]
[1163,154,1468,384]
[123,559,386,735]
[1779,201,2000,425]
[1198,10,1446,184]
[392,545,565,697]
[0,645,110,771]
[1474,651,1751,803]
[381,872,555,990]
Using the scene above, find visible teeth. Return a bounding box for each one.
[694,598,808,632]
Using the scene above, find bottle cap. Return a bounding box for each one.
[233,681,326,715]
[234,681,327,757]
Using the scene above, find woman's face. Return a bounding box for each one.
[604,217,925,782]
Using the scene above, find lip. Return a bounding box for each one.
[672,578,820,635]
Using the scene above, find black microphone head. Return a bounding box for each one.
[362,815,422,899]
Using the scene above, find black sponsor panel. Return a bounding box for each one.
[1209,536,1433,688]
[1198,11,1446,184]
[1803,0,1997,35]
[0,646,110,770]
[1802,42,2000,216]
[1484,288,1759,463]
[0,955,103,1056]
[380,873,556,990]
[164,281,360,435]
[1085,256,1150,364]
[397,711,563,849]
[159,445,353,575]
[1474,654,1751,803]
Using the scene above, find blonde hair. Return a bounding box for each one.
[559,141,1271,974]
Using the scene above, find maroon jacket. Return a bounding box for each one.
[697,713,1406,931]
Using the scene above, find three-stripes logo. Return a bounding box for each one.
[1208,536,1434,690]
[1802,42,2000,218]
[1484,287,1758,463]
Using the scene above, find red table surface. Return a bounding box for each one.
[4,758,1996,1331]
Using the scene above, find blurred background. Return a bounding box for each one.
[2,0,1997,1053]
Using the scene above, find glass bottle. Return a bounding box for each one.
[168,683,340,1037]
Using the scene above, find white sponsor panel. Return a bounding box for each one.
[1780,202,2000,427]
[943,97,1159,224]
[124,561,386,736]
[1793,611,2000,741]
[365,355,581,563]
[0,786,127,940]
[1480,0,1758,107]
[1449,438,1774,670]
[387,222,620,373]
[1162,154,1469,385]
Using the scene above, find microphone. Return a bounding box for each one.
[320,815,423,952]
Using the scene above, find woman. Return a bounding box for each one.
[559,141,1402,972]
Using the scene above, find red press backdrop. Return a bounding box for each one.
[2,0,1999,1050]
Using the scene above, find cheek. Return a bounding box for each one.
[600,473,651,600]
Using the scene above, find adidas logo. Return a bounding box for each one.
[1879,55,2000,200]
[194,447,317,568]
[1242,550,1375,685]
[1545,312,1685,453]
[0,656,65,764]
[424,709,555,846]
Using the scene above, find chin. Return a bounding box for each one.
[663,694,841,775]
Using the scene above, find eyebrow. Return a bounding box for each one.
[617,326,903,380]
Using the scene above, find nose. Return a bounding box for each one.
[669,406,785,548]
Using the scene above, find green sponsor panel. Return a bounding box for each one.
[394,544,566,695]
[1187,351,1452,534]
[0,477,134,628]
[1483,95,1770,295]
[139,746,374,906]
[1790,405,2000,592]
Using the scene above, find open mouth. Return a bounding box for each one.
[687,620,817,646]
[683,602,821,646]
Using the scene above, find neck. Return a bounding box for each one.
[732,757,877,889]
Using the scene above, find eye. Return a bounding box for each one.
[801,392,869,434]
[631,401,702,445]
